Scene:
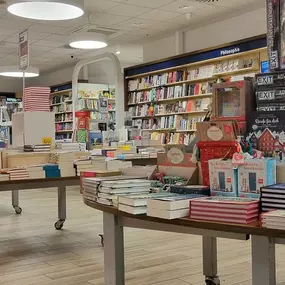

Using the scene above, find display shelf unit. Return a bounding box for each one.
[124,35,267,146]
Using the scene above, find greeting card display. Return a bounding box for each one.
[212,80,254,134]
[238,158,276,199]
[208,159,238,197]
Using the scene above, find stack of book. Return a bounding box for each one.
[118,193,176,215]
[3,168,29,181]
[26,165,45,179]
[90,155,107,170]
[0,174,10,181]
[82,177,102,202]
[24,144,51,153]
[23,87,50,112]
[55,143,86,152]
[261,210,285,230]
[106,160,132,171]
[147,194,205,219]
[74,159,94,176]
[189,197,260,224]
[50,152,76,177]
[260,184,285,212]
[98,179,151,206]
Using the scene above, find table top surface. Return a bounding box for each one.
[0,176,80,185]
[84,199,285,239]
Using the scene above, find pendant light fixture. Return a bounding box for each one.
[7,0,84,21]
[69,32,108,50]
[0,66,39,78]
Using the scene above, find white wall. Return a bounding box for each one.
[0,77,24,93]
[143,7,266,62]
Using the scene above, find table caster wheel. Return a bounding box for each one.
[205,276,220,285]
[14,206,22,215]
[54,219,65,230]
[99,234,104,247]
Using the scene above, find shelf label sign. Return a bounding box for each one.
[19,29,29,70]
[42,137,52,145]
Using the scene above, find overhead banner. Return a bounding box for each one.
[19,29,29,70]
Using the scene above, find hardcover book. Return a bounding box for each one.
[170,185,210,196]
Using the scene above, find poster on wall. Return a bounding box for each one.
[19,29,29,70]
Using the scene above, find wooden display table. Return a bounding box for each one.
[84,199,282,285]
[1,177,80,229]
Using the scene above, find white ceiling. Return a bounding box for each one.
[0,0,265,74]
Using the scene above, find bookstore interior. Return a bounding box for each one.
[1,1,285,285]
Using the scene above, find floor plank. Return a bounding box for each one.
[0,187,284,284]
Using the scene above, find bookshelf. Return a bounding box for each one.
[124,35,268,145]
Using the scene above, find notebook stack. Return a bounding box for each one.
[98,179,151,207]
[260,184,285,212]
[118,193,176,215]
[26,165,45,179]
[24,144,51,153]
[189,197,260,224]
[23,87,50,112]
[90,155,107,171]
[50,152,76,177]
[261,210,285,230]
[3,168,29,181]
[147,194,205,220]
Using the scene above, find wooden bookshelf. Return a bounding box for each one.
[124,35,268,145]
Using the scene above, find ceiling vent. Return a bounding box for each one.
[70,24,121,37]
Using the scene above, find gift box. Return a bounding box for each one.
[238,158,276,199]
[209,159,238,197]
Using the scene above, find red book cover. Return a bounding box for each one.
[186,101,192,112]
[194,83,200,95]
[77,117,86,129]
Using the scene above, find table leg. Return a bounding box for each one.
[251,235,276,285]
[12,190,22,215]
[103,212,125,285]
[203,236,220,285]
[54,186,66,230]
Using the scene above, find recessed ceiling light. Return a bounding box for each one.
[0,66,39,78]
[179,5,190,10]
[7,0,84,21]
[69,32,107,49]
[116,51,121,55]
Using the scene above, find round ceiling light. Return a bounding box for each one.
[7,0,84,21]
[0,66,39,78]
[69,32,108,50]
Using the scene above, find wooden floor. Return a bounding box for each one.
[0,188,284,285]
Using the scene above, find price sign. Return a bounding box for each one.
[42,137,52,145]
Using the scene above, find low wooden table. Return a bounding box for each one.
[0,177,80,229]
[84,199,283,285]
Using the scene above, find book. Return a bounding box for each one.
[147,207,189,220]
[118,193,177,207]
[189,214,258,224]
[118,204,147,215]
[147,194,204,211]
[99,187,150,195]
[190,197,259,210]
[170,185,210,196]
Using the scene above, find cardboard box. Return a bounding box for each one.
[196,121,238,142]
[238,158,276,199]
[277,164,285,183]
[208,159,238,197]
[157,145,197,184]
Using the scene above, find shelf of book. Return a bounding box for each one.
[55,130,73,133]
[125,35,268,146]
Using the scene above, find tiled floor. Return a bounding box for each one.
[0,187,284,285]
